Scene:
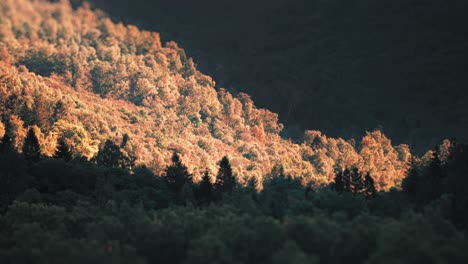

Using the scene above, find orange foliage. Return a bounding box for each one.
[0,0,427,190]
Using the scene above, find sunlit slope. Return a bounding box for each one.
[0,0,412,190]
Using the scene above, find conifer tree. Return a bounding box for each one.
[54,138,73,162]
[22,128,41,163]
[197,169,213,204]
[350,167,365,194]
[342,168,352,193]
[95,139,127,169]
[364,172,377,198]
[164,152,192,194]
[0,131,12,153]
[214,156,236,194]
[333,169,344,193]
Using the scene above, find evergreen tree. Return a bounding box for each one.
[214,156,236,194]
[22,128,41,163]
[94,139,127,169]
[333,169,344,193]
[120,134,136,170]
[121,133,130,148]
[350,167,365,194]
[197,169,213,204]
[342,168,352,193]
[0,131,12,153]
[164,152,192,194]
[54,138,73,162]
[364,172,377,198]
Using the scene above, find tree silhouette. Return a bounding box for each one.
[94,139,128,169]
[22,128,41,163]
[54,138,73,162]
[333,169,344,193]
[196,169,213,204]
[350,167,365,194]
[164,152,192,194]
[342,168,352,193]
[214,156,236,194]
[0,130,12,153]
[334,167,370,196]
[364,172,377,198]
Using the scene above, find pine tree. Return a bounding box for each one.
[22,128,41,163]
[350,167,365,194]
[164,152,192,194]
[214,156,236,194]
[364,172,377,198]
[197,169,213,204]
[54,138,73,162]
[342,168,352,193]
[95,139,127,169]
[333,169,344,193]
[0,131,12,153]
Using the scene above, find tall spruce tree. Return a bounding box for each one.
[214,156,236,194]
[164,152,192,194]
[94,139,131,169]
[54,138,73,162]
[334,169,344,193]
[197,169,213,204]
[22,128,41,163]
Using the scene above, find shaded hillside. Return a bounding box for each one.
[87,0,468,152]
[0,0,433,190]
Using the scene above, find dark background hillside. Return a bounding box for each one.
[82,0,468,152]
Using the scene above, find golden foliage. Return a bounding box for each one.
[0,0,423,190]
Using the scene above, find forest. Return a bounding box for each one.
[1,124,468,263]
[0,0,467,263]
[87,0,468,150]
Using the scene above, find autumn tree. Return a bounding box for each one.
[164,152,192,194]
[22,127,41,163]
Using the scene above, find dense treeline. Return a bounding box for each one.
[1,129,467,263]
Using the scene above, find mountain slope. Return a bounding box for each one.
[87,0,468,152]
[0,0,415,190]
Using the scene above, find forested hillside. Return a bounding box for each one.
[0,0,424,190]
[88,0,468,151]
[1,1,468,263]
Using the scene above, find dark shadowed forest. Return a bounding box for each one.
[0,0,467,263]
[1,127,468,263]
